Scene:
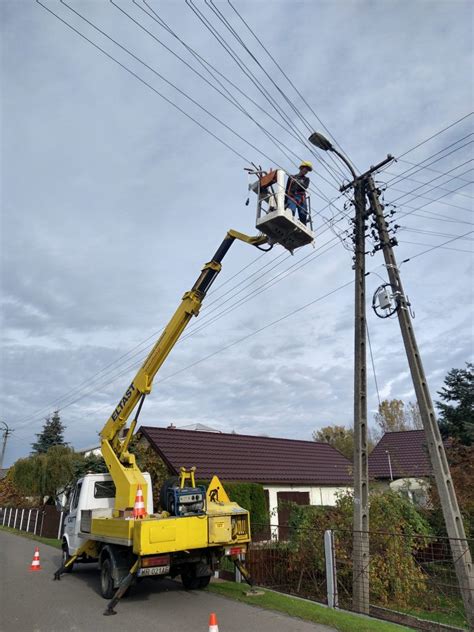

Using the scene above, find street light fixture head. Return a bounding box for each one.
[308,132,333,151]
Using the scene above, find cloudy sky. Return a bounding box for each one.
[1,0,473,467]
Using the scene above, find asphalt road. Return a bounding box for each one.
[0,530,336,632]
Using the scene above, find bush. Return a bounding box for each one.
[287,490,432,608]
[225,481,268,533]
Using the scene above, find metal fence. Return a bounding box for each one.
[0,505,63,539]
[245,523,472,630]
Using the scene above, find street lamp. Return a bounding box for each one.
[308,131,357,180]
[309,129,370,613]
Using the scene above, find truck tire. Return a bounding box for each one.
[181,566,199,590]
[197,575,211,589]
[62,542,74,573]
[100,558,115,600]
[181,564,211,590]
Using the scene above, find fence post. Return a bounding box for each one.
[14,508,18,529]
[2,507,5,526]
[39,509,45,537]
[235,553,243,584]
[20,509,25,531]
[8,507,13,527]
[27,509,32,532]
[324,530,339,608]
[34,509,39,535]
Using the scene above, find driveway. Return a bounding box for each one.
[0,530,336,632]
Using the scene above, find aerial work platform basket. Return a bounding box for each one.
[249,168,315,253]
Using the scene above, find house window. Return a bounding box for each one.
[94,481,116,499]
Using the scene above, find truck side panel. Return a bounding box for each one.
[132,516,208,555]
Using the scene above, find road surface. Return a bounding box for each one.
[0,530,336,632]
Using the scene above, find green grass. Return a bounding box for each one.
[207,580,415,632]
[0,525,61,549]
[397,600,467,629]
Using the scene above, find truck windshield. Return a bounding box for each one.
[94,481,116,499]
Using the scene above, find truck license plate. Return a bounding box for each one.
[138,565,170,577]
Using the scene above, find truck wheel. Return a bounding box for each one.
[197,575,211,589]
[62,543,74,573]
[181,566,199,590]
[100,558,115,600]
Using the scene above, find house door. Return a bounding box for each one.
[277,491,310,540]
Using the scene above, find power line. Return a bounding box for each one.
[395,112,473,159]
[184,0,345,189]
[386,137,473,186]
[206,0,350,181]
[12,229,347,430]
[385,171,473,203]
[397,158,474,189]
[226,0,357,171]
[400,230,474,262]
[398,240,472,254]
[394,179,474,221]
[11,227,472,443]
[113,0,342,200]
[390,160,473,204]
[36,0,251,163]
[137,0,347,192]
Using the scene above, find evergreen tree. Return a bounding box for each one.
[31,410,66,454]
[436,363,474,446]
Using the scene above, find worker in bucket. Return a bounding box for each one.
[285,161,312,225]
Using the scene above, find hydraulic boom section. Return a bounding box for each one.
[100,230,268,514]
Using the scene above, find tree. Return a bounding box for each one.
[129,437,170,509]
[31,410,66,454]
[374,399,422,436]
[313,424,375,459]
[11,445,106,504]
[0,471,35,507]
[425,442,474,537]
[313,425,354,459]
[406,401,423,429]
[436,363,474,446]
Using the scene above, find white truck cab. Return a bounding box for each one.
[63,473,153,557]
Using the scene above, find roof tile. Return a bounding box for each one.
[368,430,431,479]
[139,426,353,486]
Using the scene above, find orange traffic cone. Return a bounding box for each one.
[29,546,42,572]
[208,613,219,632]
[132,485,147,519]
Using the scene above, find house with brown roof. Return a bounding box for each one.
[368,429,431,505]
[138,426,353,537]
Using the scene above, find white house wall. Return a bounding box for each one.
[264,484,351,537]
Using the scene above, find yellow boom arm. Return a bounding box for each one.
[100,229,267,513]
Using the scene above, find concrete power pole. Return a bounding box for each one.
[351,178,370,614]
[0,422,13,470]
[366,176,474,627]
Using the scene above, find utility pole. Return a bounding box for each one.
[308,130,394,616]
[341,156,394,615]
[0,422,13,470]
[367,176,474,627]
[351,178,370,614]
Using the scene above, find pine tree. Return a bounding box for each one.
[436,363,474,446]
[31,410,66,454]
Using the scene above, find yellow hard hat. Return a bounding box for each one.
[299,161,313,171]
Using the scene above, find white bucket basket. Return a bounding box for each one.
[250,169,315,252]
